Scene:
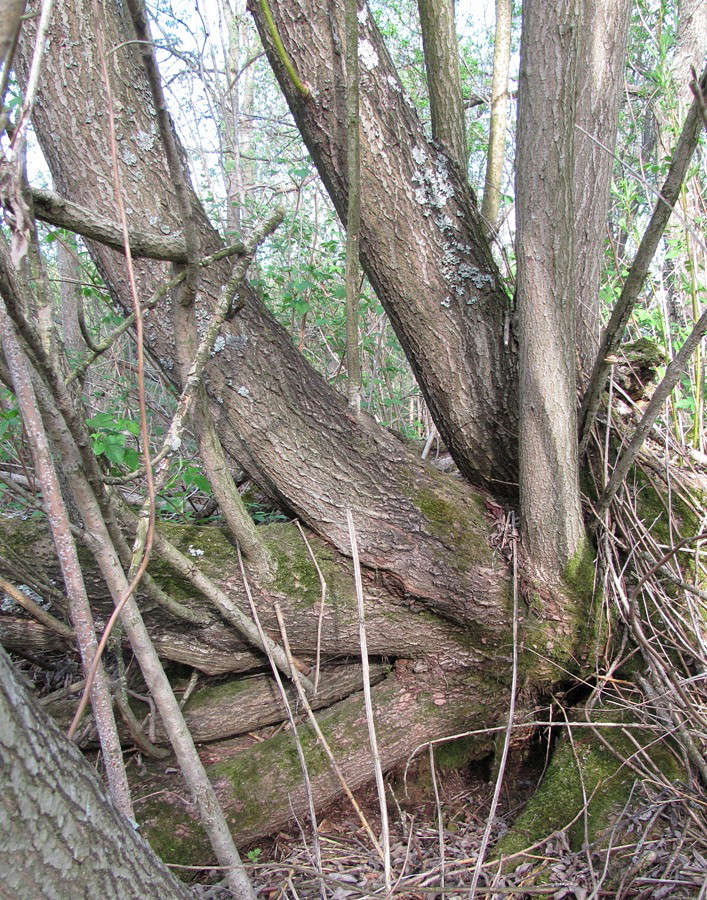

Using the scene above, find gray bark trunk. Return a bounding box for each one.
[417,0,467,171]
[0,644,192,899]
[516,0,586,578]
[13,0,513,623]
[248,0,518,493]
[481,0,512,232]
[573,0,631,384]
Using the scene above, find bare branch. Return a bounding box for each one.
[30,187,191,261]
[578,62,707,453]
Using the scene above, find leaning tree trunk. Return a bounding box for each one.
[0,645,192,899]
[248,0,518,494]
[15,0,513,626]
[9,0,591,848]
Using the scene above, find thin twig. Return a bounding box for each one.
[429,743,445,892]
[273,603,325,900]
[469,517,518,897]
[578,62,707,451]
[295,520,327,695]
[347,508,391,889]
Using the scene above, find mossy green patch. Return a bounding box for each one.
[493,713,684,862]
[415,476,491,571]
[261,523,345,610]
[434,735,480,770]
[562,536,596,607]
[211,692,368,833]
[137,798,210,878]
[181,676,251,713]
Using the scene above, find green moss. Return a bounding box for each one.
[137,799,210,877]
[182,676,251,713]
[211,692,369,832]
[415,477,491,571]
[262,523,344,610]
[434,735,479,770]
[493,715,684,862]
[562,536,596,607]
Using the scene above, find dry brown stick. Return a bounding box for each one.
[0,575,72,639]
[295,520,327,694]
[273,603,325,900]
[579,62,707,452]
[429,743,445,892]
[0,308,133,818]
[66,0,161,745]
[113,691,170,760]
[595,308,707,516]
[347,508,390,888]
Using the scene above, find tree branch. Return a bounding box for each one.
[30,187,192,261]
[578,62,707,453]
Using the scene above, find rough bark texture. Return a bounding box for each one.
[248,0,519,494]
[0,645,192,899]
[417,0,467,170]
[516,0,586,579]
[0,0,25,69]
[573,0,631,383]
[136,666,499,854]
[44,663,388,745]
[0,518,507,677]
[14,0,513,624]
[481,0,512,231]
[6,0,594,858]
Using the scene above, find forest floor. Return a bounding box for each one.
[191,746,707,899]
[13,645,707,899]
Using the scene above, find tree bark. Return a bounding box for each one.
[43,663,389,745]
[417,0,467,171]
[136,665,499,852]
[573,0,631,383]
[516,0,586,579]
[0,517,504,677]
[13,0,514,624]
[248,0,518,493]
[6,0,595,857]
[0,645,192,899]
[481,0,512,232]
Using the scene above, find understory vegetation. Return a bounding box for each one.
[0,0,705,896]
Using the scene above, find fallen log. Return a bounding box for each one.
[135,664,501,857]
[42,662,388,745]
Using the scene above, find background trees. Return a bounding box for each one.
[0,0,705,892]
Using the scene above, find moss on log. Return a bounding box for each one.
[135,666,500,860]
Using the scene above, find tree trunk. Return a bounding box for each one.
[136,665,499,853]
[417,0,467,171]
[0,517,509,678]
[0,645,192,899]
[573,0,631,383]
[13,0,514,623]
[247,0,519,493]
[7,0,594,856]
[516,0,586,580]
[481,0,512,232]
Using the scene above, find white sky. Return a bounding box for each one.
[456,0,496,34]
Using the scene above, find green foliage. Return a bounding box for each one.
[87,412,141,472]
[0,405,20,461]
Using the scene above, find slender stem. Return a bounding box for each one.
[258,0,310,97]
[578,63,707,453]
[344,0,361,412]
[347,508,390,888]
